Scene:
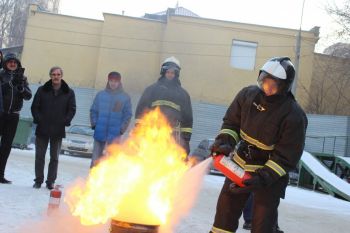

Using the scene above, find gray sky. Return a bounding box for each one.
[59,0,349,52]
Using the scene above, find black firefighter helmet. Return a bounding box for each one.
[257,57,295,95]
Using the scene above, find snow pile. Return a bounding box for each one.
[301,151,350,195]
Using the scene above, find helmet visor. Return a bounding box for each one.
[162,63,180,72]
[257,71,285,96]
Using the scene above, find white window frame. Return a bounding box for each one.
[230,40,258,71]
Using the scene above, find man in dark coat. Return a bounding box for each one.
[31,66,76,189]
[0,50,3,113]
[210,57,307,233]
[0,50,3,68]
[0,53,32,184]
[135,56,193,155]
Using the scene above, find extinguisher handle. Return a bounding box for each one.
[54,184,63,190]
[211,152,231,158]
[211,152,226,157]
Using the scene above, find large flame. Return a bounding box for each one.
[65,108,192,226]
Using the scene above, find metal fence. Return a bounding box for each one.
[305,136,350,157]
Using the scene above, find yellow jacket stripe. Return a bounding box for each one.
[220,129,240,143]
[240,130,274,151]
[265,160,286,176]
[233,152,245,168]
[211,226,235,233]
[180,127,192,133]
[151,100,181,111]
[233,152,263,172]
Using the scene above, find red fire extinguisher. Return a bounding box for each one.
[47,185,62,216]
[212,154,251,187]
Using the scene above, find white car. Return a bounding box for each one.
[61,125,94,157]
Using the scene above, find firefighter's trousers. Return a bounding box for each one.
[210,176,288,233]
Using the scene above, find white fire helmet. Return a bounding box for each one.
[257,57,295,94]
[160,56,181,76]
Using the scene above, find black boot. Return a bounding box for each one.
[33,182,42,189]
[0,177,12,184]
[243,221,252,230]
[275,226,284,233]
[46,183,54,190]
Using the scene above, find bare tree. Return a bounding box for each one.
[323,42,350,58]
[327,0,350,39]
[46,0,60,13]
[8,0,29,47]
[299,53,350,115]
[0,0,16,47]
[298,1,350,115]
[0,0,60,48]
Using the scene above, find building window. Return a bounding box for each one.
[230,40,257,70]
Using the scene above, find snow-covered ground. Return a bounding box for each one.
[1,149,350,233]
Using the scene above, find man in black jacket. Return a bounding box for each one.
[209,57,307,233]
[0,50,3,113]
[135,56,193,155]
[0,53,32,184]
[0,50,3,70]
[31,66,76,189]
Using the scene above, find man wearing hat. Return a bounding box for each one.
[0,53,32,184]
[90,71,132,167]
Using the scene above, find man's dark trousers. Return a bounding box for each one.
[34,136,62,185]
[0,113,19,179]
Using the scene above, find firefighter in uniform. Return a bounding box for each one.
[135,56,193,155]
[210,57,308,233]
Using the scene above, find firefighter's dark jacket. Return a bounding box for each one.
[135,76,193,141]
[220,85,307,181]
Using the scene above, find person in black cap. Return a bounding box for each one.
[0,53,32,184]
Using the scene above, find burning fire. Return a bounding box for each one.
[65,108,193,226]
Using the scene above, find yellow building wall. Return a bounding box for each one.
[161,16,317,106]
[21,5,318,109]
[93,14,165,91]
[21,5,103,87]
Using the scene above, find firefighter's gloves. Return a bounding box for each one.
[229,168,274,193]
[180,139,190,155]
[210,134,235,157]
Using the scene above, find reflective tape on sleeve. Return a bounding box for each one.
[265,160,286,176]
[151,100,181,111]
[219,129,239,143]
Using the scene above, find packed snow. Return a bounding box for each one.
[301,151,350,195]
[338,156,350,164]
[1,148,350,233]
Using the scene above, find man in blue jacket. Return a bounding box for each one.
[90,71,132,167]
